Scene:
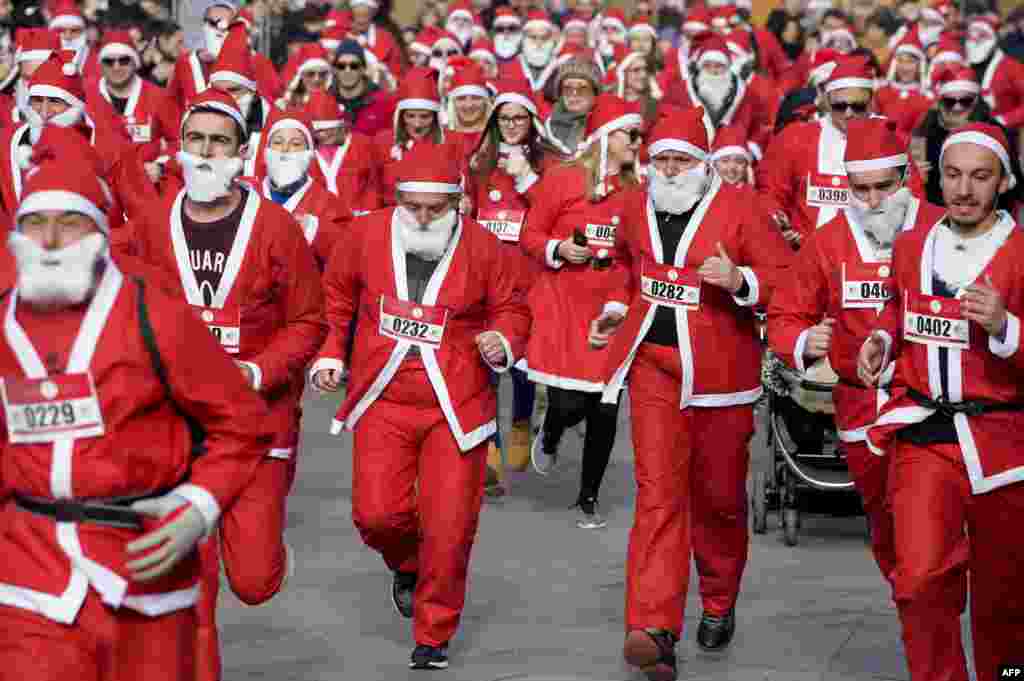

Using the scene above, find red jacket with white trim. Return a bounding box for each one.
[979,49,1024,129]
[258,175,350,272]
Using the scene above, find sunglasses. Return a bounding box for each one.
[941,95,976,110]
[616,128,644,145]
[336,61,363,71]
[102,56,133,67]
[432,48,460,58]
[203,18,224,29]
[830,100,870,114]
[492,26,519,35]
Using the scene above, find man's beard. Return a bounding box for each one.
[848,187,911,248]
[9,231,107,309]
[449,24,473,47]
[522,40,555,67]
[966,37,996,64]
[649,164,709,215]
[696,70,734,115]
[203,24,228,58]
[494,33,522,59]
[177,151,243,203]
[396,205,456,260]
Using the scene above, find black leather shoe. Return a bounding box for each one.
[624,628,678,681]
[391,571,416,619]
[696,609,736,651]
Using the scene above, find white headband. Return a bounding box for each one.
[711,145,750,162]
[99,43,140,66]
[938,80,980,96]
[845,153,909,173]
[397,97,441,112]
[267,118,313,150]
[650,139,708,161]
[824,77,875,93]
[941,130,1017,190]
[493,92,538,117]
[18,190,108,233]
[396,181,460,193]
[449,84,489,99]
[209,70,257,93]
[27,84,84,110]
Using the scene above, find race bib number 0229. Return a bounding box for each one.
[1,373,105,443]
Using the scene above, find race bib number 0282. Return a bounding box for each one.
[904,293,969,349]
[640,261,701,309]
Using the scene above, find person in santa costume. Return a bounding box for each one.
[923,36,965,93]
[768,117,946,594]
[371,68,448,205]
[468,37,498,79]
[596,7,628,71]
[276,43,334,109]
[86,30,179,169]
[964,15,1024,131]
[491,7,524,63]
[166,0,281,115]
[250,107,348,272]
[627,16,659,61]
[758,55,877,247]
[304,89,380,213]
[521,95,643,528]
[348,0,404,81]
[875,28,933,136]
[723,29,777,145]
[119,89,327,681]
[609,48,663,123]
[429,31,464,75]
[310,146,529,670]
[442,57,492,151]
[498,10,563,94]
[857,123,1024,681]
[47,1,99,87]
[0,28,58,128]
[445,0,476,53]
[587,105,791,680]
[543,56,601,157]
[332,39,396,138]
[710,125,754,186]
[0,147,272,681]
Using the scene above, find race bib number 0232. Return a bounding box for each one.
[378,296,448,349]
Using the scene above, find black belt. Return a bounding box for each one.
[907,388,1024,418]
[15,495,148,530]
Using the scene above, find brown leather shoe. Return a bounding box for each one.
[624,629,678,681]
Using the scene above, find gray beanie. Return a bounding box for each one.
[554,57,602,94]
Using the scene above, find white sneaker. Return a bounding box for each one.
[575,498,607,529]
[531,429,559,475]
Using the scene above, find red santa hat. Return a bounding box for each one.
[602,8,627,33]
[432,31,464,55]
[822,55,876,94]
[920,0,947,24]
[695,33,731,68]
[320,24,349,53]
[15,27,59,65]
[523,9,554,34]
[492,7,522,29]
[446,0,474,24]
[807,48,841,87]
[710,124,750,162]
[967,15,1000,39]
[886,28,926,82]
[395,144,461,194]
[446,58,489,100]
[209,21,257,92]
[563,14,589,34]
[726,30,753,64]
[280,43,333,94]
[941,122,1016,190]
[843,117,908,174]
[932,66,980,97]
[469,37,496,65]
[99,29,141,67]
[820,25,858,51]
[180,88,248,140]
[584,95,643,198]
[392,69,442,145]
[648,105,713,161]
[264,107,314,150]
[628,15,657,39]
[28,51,85,110]
[304,90,347,130]
[931,35,965,66]
[490,79,540,117]
[711,6,739,32]
[683,8,712,36]
[17,154,111,234]
[48,1,85,30]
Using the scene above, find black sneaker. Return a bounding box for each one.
[623,628,678,681]
[696,608,736,651]
[391,571,416,619]
[574,496,607,529]
[409,643,449,669]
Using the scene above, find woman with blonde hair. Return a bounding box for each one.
[519,94,643,529]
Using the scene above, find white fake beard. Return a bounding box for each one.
[203,24,228,58]
[396,205,456,260]
[9,231,107,308]
[25,105,85,143]
[849,187,911,248]
[522,40,555,67]
[696,71,733,112]
[449,25,473,47]
[61,34,87,53]
[919,24,943,47]
[177,151,243,203]
[649,164,709,215]
[966,37,996,64]
[265,149,312,188]
[494,33,522,59]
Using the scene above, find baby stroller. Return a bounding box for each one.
[752,352,860,546]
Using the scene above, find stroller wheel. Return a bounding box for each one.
[751,471,768,534]
[782,507,799,547]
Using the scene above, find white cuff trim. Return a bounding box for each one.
[545,239,565,269]
[173,484,221,536]
[309,357,345,388]
[268,447,294,460]
[989,311,1020,359]
[732,266,759,307]
[603,301,628,317]
[515,171,539,194]
[480,331,514,374]
[238,361,262,390]
[793,327,811,373]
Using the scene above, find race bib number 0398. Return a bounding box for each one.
[1,373,105,443]
[806,173,849,207]
[904,292,969,350]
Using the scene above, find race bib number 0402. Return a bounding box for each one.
[904,292,969,350]
[1,373,105,443]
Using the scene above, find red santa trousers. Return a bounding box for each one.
[351,362,487,646]
[625,343,754,638]
[0,592,195,681]
[195,454,297,681]
[888,439,1024,681]
[843,441,896,585]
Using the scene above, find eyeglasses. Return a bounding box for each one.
[432,48,460,58]
[941,95,976,110]
[615,128,644,145]
[562,85,594,97]
[336,61,363,71]
[303,69,331,79]
[492,26,519,35]
[101,56,133,67]
[498,114,531,126]
[830,100,870,114]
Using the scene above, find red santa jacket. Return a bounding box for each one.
[312,208,530,451]
[86,76,180,162]
[121,189,327,453]
[258,175,349,272]
[662,73,758,140]
[767,196,945,441]
[753,27,790,83]
[498,56,561,94]
[356,24,405,80]
[166,49,282,113]
[864,211,1024,494]
[875,83,933,137]
[979,49,1024,129]
[598,178,792,406]
[370,132,449,206]
[519,166,633,391]
[315,131,380,213]
[0,262,271,624]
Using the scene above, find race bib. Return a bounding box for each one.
[640,260,701,309]
[806,172,849,207]
[125,117,152,143]
[191,305,241,354]
[842,262,893,309]
[1,373,105,443]
[379,296,447,349]
[298,214,319,244]
[904,292,969,350]
[478,209,525,243]
[584,222,617,249]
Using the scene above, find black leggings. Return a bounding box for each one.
[543,386,620,502]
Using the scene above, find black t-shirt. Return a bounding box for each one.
[643,208,696,347]
[180,189,247,306]
[110,94,128,115]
